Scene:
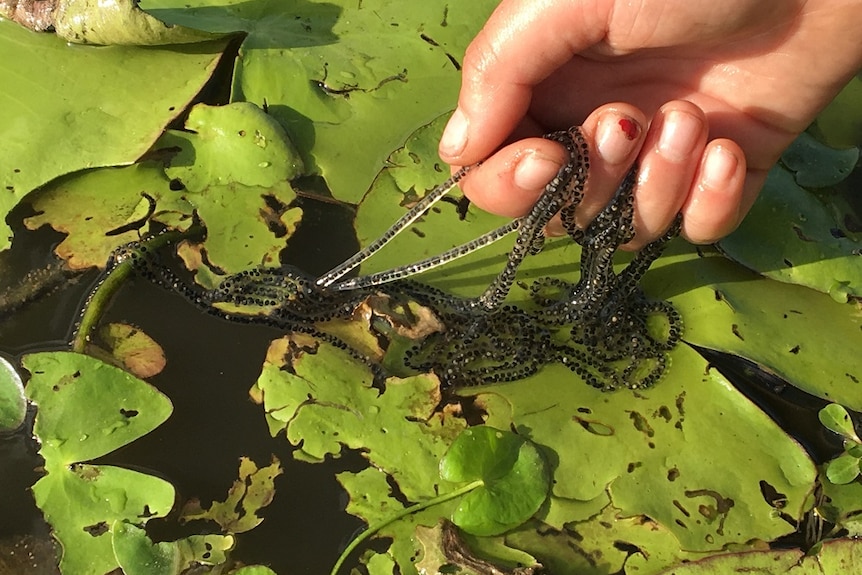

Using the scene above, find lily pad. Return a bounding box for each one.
[157,102,305,282]
[0,355,26,431]
[180,456,283,533]
[23,351,174,575]
[22,161,194,270]
[54,0,223,45]
[718,163,862,300]
[0,18,226,251]
[473,343,816,553]
[250,333,465,497]
[652,538,862,574]
[780,131,859,188]
[141,0,498,203]
[111,521,234,575]
[161,102,304,192]
[440,426,549,537]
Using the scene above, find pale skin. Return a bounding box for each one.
[439,0,862,248]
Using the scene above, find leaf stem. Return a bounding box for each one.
[71,230,190,353]
[330,479,484,575]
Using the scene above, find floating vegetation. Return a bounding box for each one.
[85,127,682,391]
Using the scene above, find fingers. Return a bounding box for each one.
[457,100,750,246]
[438,0,610,165]
[679,141,749,244]
[631,102,748,246]
[459,104,647,221]
[624,101,709,248]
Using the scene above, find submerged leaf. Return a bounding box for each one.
[97,323,167,379]
[180,456,283,533]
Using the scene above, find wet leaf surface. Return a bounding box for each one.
[0,355,25,431]
[780,132,859,188]
[440,426,549,537]
[111,521,234,575]
[718,164,862,300]
[141,0,498,203]
[0,19,226,251]
[22,351,174,574]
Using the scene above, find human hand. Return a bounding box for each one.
[440,0,862,247]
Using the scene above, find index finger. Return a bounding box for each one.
[439,0,610,164]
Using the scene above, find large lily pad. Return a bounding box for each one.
[141,0,498,203]
[718,163,862,300]
[23,351,174,575]
[0,18,226,251]
[475,344,816,553]
[352,116,862,411]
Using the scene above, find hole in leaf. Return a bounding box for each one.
[82,522,109,537]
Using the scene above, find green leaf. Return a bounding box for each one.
[718,164,862,300]
[161,102,304,192]
[826,454,862,485]
[52,0,224,45]
[180,456,283,533]
[0,355,26,431]
[440,426,549,536]
[112,521,235,575]
[22,161,194,269]
[142,0,498,203]
[473,343,817,553]
[231,567,280,575]
[819,404,862,443]
[652,538,862,574]
[251,333,466,500]
[780,131,859,188]
[156,102,305,282]
[0,19,226,251]
[23,351,174,574]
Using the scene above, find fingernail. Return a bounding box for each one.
[440,108,469,157]
[657,110,701,163]
[597,113,641,165]
[514,151,564,191]
[703,144,738,188]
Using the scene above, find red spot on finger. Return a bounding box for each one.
[619,118,639,140]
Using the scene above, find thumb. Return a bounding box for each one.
[439,0,610,164]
